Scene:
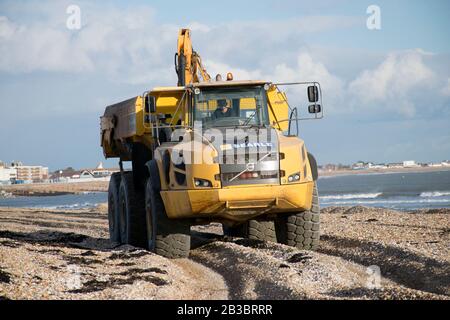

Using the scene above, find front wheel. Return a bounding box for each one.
[223,219,277,243]
[276,183,320,250]
[145,175,191,259]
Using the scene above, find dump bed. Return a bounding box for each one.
[100,87,184,159]
[100,96,145,159]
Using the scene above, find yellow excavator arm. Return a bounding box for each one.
[175,29,211,86]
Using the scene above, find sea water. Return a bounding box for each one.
[318,170,450,210]
[0,192,107,210]
[1,171,449,211]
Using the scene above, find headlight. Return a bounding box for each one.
[194,178,212,188]
[288,172,301,183]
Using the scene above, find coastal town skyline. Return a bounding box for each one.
[2,157,450,185]
[2,157,450,171]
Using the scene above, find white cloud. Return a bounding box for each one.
[0,4,178,84]
[187,22,211,33]
[0,1,361,81]
[0,16,17,38]
[348,49,435,117]
[205,60,263,81]
[201,47,445,118]
[272,52,344,105]
[204,51,344,113]
[441,78,450,96]
[0,15,92,73]
[0,1,448,120]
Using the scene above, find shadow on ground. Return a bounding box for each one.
[0,230,112,251]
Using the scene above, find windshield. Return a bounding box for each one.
[194,86,269,128]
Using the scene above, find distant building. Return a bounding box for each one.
[79,162,117,179]
[323,164,337,171]
[14,165,49,183]
[426,161,450,168]
[403,160,418,168]
[50,162,118,183]
[0,167,17,184]
[352,161,369,170]
[336,164,351,170]
[417,163,427,167]
[49,169,81,182]
[387,163,403,168]
[0,161,50,184]
[369,163,387,169]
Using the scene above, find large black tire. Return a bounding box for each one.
[223,219,277,243]
[118,171,147,248]
[248,220,277,242]
[276,183,320,250]
[108,172,121,244]
[145,161,190,259]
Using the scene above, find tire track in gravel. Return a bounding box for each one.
[188,228,449,300]
[190,244,305,299]
[188,230,358,300]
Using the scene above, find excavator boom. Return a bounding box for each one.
[175,29,211,86]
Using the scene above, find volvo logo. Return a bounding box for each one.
[246,163,255,171]
[233,142,273,149]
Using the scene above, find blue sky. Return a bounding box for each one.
[0,0,449,170]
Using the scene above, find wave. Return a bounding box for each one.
[36,202,99,210]
[420,191,450,198]
[320,193,382,200]
[321,199,450,205]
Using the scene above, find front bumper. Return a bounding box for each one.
[160,181,314,221]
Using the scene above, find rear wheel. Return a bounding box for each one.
[107,172,121,244]
[248,219,277,242]
[145,161,190,258]
[276,183,320,250]
[118,172,147,248]
[223,219,277,243]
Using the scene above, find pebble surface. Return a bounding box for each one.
[0,205,448,300]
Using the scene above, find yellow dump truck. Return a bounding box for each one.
[100,29,323,258]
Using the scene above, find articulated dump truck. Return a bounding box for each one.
[100,29,323,258]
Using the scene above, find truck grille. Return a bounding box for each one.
[208,126,280,187]
[220,152,279,186]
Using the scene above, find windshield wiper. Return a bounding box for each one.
[243,110,257,126]
[243,100,262,126]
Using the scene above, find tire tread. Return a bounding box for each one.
[277,183,320,250]
[119,172,147,247]
[145,171,190,259]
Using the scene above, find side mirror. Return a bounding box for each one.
[307,85,319,103]
[308,104,321,114]
[146,95,157,113]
